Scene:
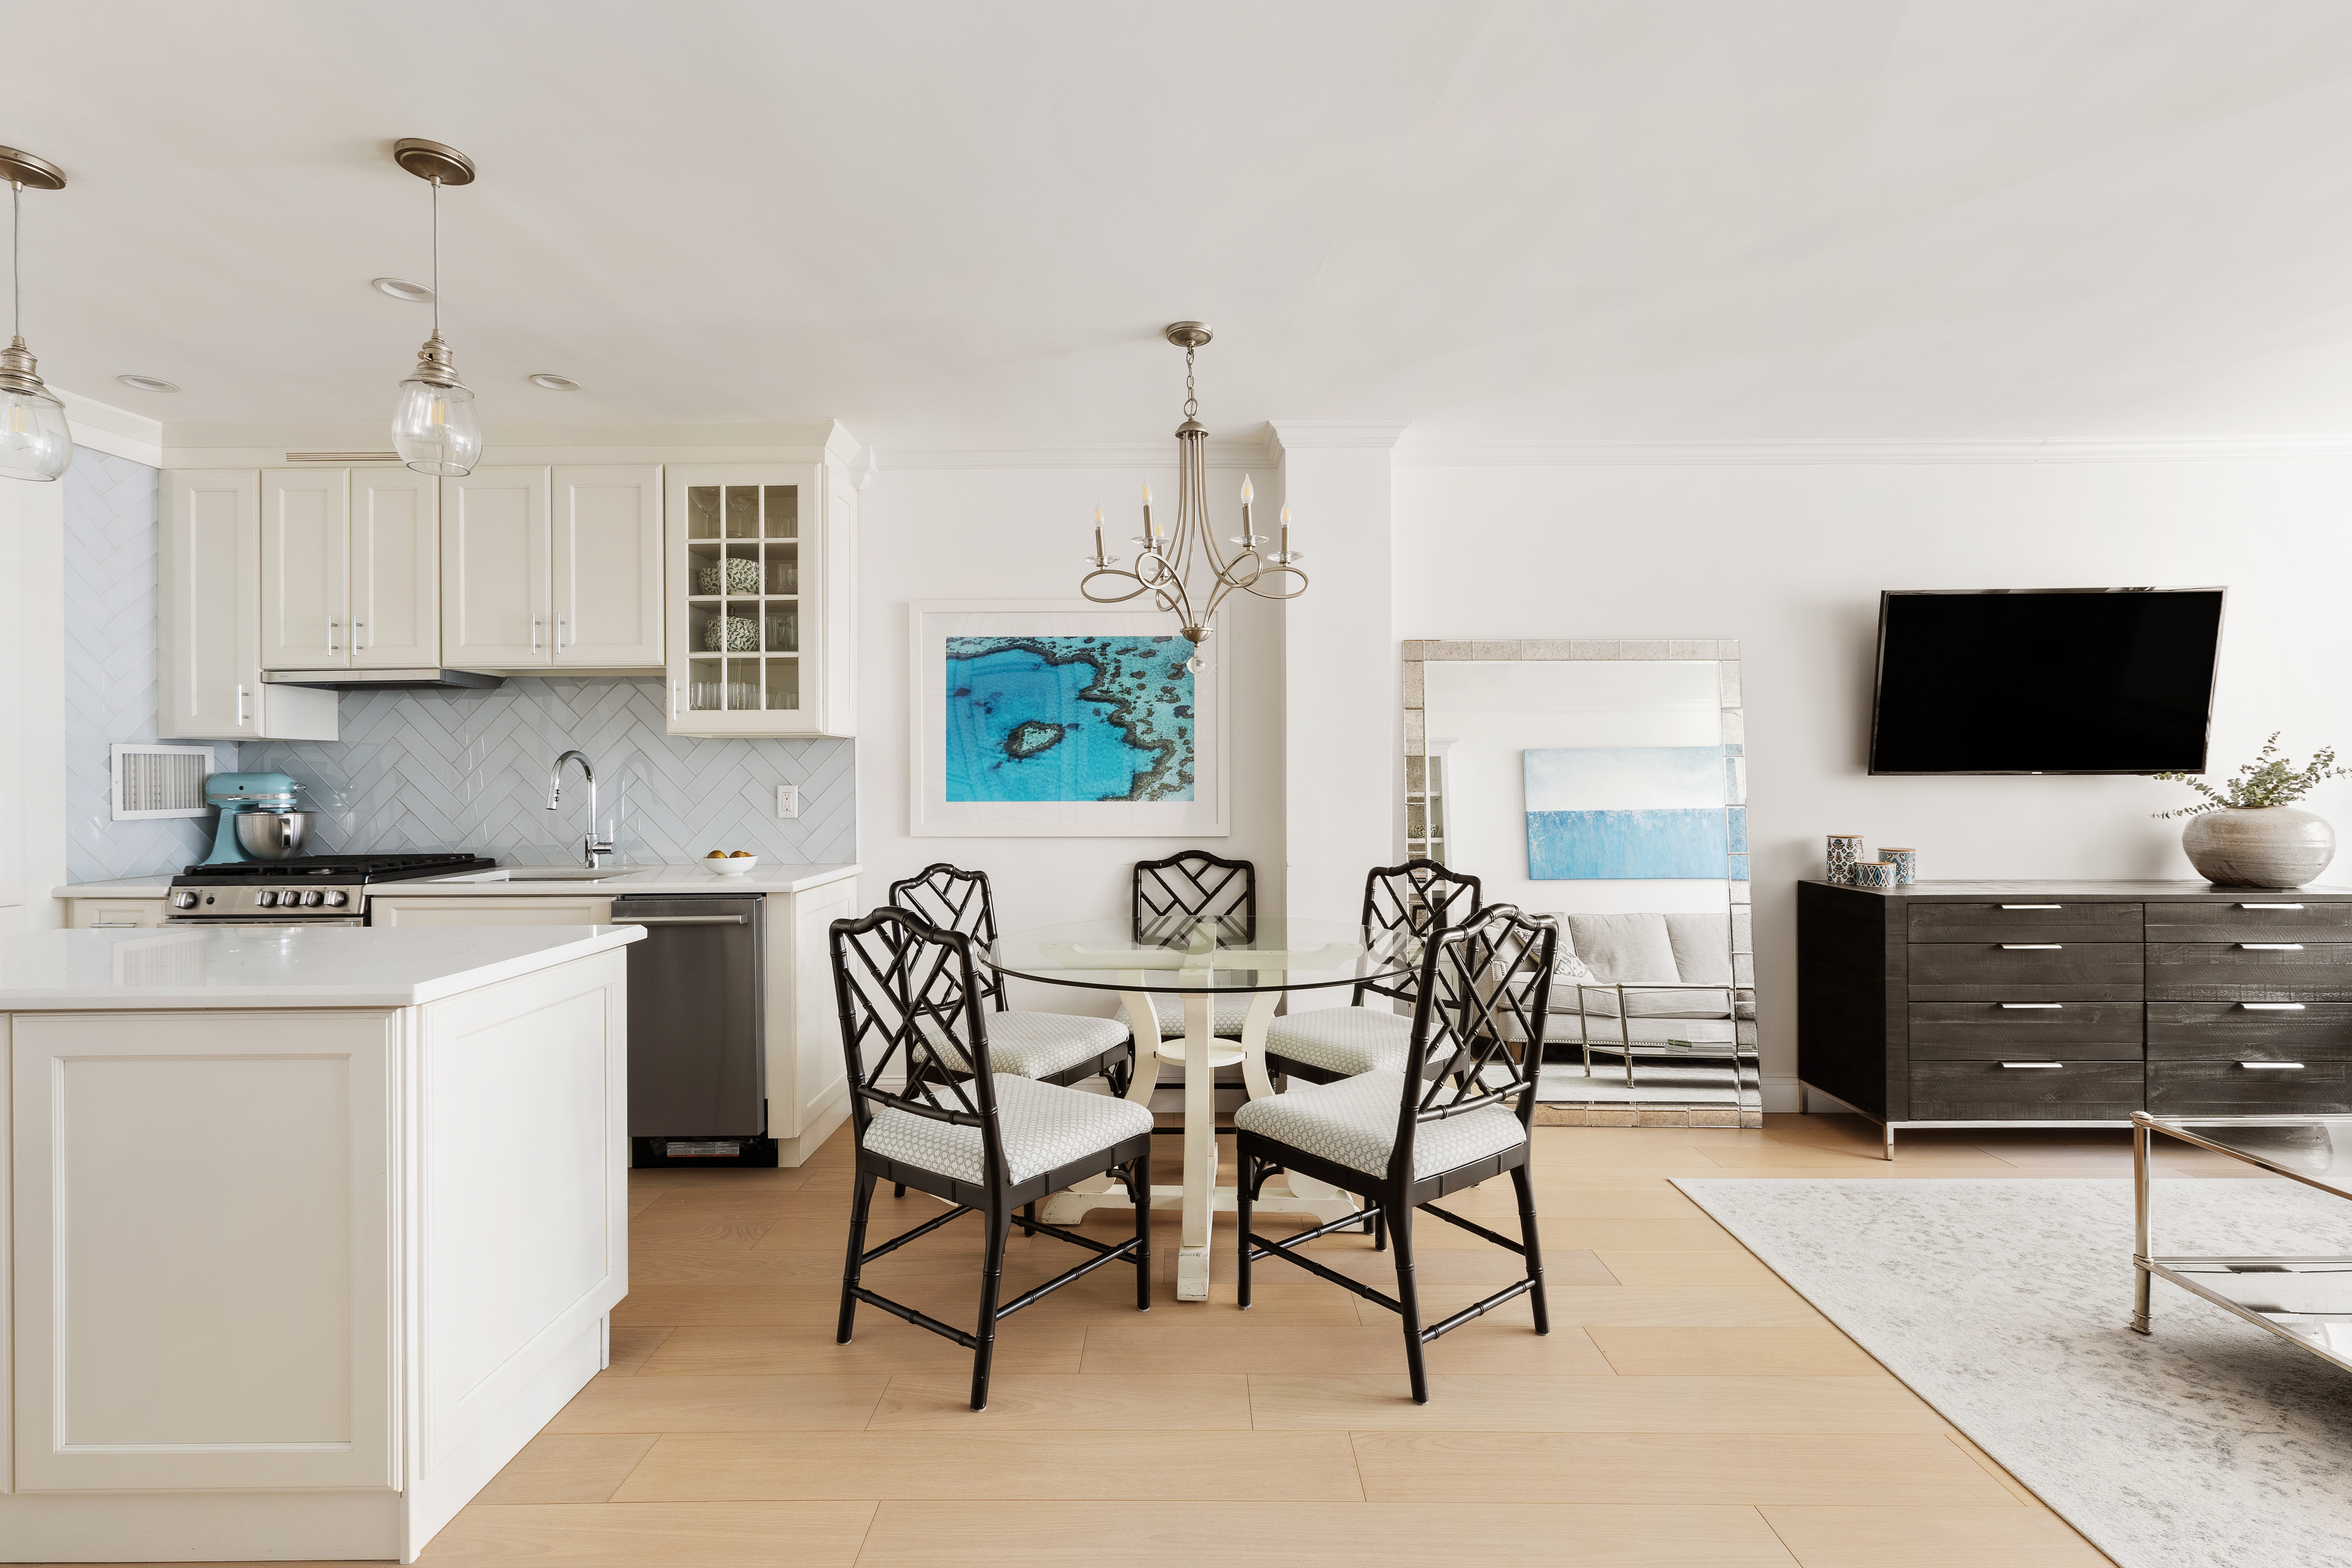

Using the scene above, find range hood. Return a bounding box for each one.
[262,668,505,691]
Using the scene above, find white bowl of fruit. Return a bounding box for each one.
[702,850,760,877]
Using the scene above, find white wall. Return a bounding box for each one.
[856,466,1286,1014]
[0,474,67,931]
[1393,454,2352,1108]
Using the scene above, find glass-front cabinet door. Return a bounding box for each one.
[665,464,827,735]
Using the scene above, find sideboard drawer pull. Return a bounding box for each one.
[1999,1002,2064,1009]
[2239,903,2305,910]
[2001,944,2064,950]
[2240,1062,2306,1071]
[2240,1002,2307,1011]
[2000,904,2062,909]
[2000,1061,2066,1069]
[2239,943,2305,951]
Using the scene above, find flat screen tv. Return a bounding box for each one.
[1869,588,2225,775]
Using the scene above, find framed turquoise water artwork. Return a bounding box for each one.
[909,600,1230,837]
[1523,745,1740,879]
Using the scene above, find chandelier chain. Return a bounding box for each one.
[1183,347,1197,420]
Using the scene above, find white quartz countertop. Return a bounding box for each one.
[0,924,645,1009]
[56,862,861,899]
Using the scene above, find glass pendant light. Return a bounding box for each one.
[388,139,482,477]
[0,147,72,484]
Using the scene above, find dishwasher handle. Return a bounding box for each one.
[614,914,749,926]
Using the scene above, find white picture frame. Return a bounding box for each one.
[909,599,1230,838]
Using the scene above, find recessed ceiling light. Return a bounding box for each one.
[116,374,179,393]
[371,276,434,303]
[529,372,582,391]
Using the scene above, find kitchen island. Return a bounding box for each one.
[57,862,864,1168]
[0,922,643,1564]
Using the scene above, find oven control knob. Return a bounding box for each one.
[323,889,350,907]
[254,891,279,907]
[171,891,200,909]
[301,890,326,907]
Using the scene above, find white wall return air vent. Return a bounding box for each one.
[111,744,216,820]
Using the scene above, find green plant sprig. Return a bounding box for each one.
[2151,732,2352,819]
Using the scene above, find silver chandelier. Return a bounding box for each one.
[1079,323,1305,659]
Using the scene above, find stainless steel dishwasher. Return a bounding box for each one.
[611,893,772,1168]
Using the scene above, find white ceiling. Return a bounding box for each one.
[15,1,2352,447]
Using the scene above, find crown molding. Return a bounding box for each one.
[875,439,1278,472]
[56,387,164,468]
[1392,435,2352,467]
[1269,419,1415,451]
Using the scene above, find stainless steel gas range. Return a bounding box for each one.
[166,853,501,926]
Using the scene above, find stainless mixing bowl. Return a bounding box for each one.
[233,809,316,860]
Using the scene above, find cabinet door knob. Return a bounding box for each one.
[2001,944,2063,950]
[2000,1061,2065,1069]
[2241,1062,2305,1071]
[2239,943,2305,951]
[2000,904,2062,909]
[2240,903,2304,910]
[2240,1002,2307,1011]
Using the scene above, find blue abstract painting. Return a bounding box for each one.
[944,635,1196,803]
[1524,746,1732,880]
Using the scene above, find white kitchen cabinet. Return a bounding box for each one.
[160,470,338,742]
[441,465,661,670]
[260,468,345,669]
[441,466,549,665]
[663,457,855,736]
[261,467,440,671]
[352,468,442,666]
[554,465,663,665]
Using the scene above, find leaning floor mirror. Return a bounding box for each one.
[1403,640,1758,1127]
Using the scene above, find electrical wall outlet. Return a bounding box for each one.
[776,784,800,819]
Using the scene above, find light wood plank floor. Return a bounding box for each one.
[67,1113,2275,1568]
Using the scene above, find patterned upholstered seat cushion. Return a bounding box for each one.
[1264,1006,1416,1076]
[1114,993,1254,1038]
[862,1074,1154,1185]
[920,1010,1129,1080]
[1233,1071,1528,1181]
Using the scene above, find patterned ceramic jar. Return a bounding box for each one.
[704,614,760,652]
[1827,834,1866,885]
[1881,848,1918,885]
[1853,859,1896,890]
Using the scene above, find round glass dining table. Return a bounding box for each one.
[984,914,1419,1300]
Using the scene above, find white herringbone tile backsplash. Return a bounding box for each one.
[62,449,857,882]
[245,680,856,866]
[64,452,216,882]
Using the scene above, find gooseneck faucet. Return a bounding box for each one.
[547,749,615,869]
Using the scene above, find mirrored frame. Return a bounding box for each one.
[1401,638,1758,1127]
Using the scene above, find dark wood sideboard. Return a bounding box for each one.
[1797,879,2352,1155]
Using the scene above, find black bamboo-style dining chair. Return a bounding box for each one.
[1119,851,1259,1041]
[1234,904,1557,1404]
[889,863,1136,1094]
[830,906,1154,1410]
[1265,858,1484,1086]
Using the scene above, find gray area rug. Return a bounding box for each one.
[1673,1178,2352,1568]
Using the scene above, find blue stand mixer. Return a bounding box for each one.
[200,771,312,864]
